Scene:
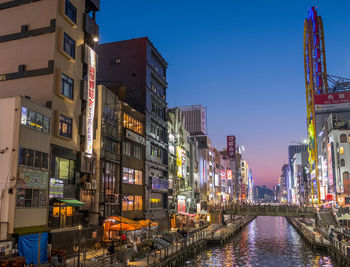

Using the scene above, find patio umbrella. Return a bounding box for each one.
[110,222,141,231]
[138,219,158,228]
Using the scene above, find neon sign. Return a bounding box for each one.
[85,46,96,156]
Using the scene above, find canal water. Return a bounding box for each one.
[185,216,336,267]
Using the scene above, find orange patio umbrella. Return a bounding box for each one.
[110,222,141,231]
[138,219,158,228]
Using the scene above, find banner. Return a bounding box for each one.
[227,136,236,161]
[85,46,96,155]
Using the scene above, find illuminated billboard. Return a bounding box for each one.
[327,143,334,186]
[227,136,236,161]
[315,92,350,112]
[85,46,96,156]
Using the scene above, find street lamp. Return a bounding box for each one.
[77,225,82,267]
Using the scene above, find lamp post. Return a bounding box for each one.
[77,225,82,267]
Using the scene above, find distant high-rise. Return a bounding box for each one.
[179,105,207,136]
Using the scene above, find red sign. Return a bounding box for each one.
[226,170,232,180]
[315,92,350,112]
[227,136,236,161]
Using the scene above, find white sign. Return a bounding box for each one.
[126,129,145,145]
[85,46,96,155]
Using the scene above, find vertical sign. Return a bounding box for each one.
[227,136,236,161]
[327,143,334,186]
[85,46,96,156]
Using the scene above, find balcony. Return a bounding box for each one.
[85,0,100,12]
[84,13,99,38]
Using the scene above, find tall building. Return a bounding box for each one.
[167,108,199,228]
[179,105,207,136]
[0,0,100,257]
[97,37,169,230]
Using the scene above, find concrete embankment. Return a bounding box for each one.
[286,217,329,250]
[286,217,350,265]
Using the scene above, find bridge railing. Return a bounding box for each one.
[223,204,316,216]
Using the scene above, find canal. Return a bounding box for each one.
[185,216,336,266]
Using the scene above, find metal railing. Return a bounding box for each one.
[146,227,211,266]
[330,238,350,260]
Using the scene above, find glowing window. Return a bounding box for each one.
[340,146,344,155]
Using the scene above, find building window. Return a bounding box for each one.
[65,0,77,23]
[21,107,50,133]
[340,134,347,143]
[61,73,74,99]
[123,141,143,160]
[59,114,72,138]
[18,147,49,169]
[123,113,143,135]
[340,146,345,155]
[63,33,75,59]
[55,157,75,184]
[341,159,346,167]
[122,167,142,185]
[343,172,350,194]
[16,188,46,208]
[122,195,142,211]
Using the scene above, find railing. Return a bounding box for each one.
[330,238,350,260]
[224,204,316,217]
[146,227,211,266]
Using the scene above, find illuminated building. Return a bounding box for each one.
[0,97,51,247]
[304,6,350,204]
[97,37,169,230]
[291,151,308,205]
[167,108,199,218]
[0,0,100,256]
[120,100,146,220]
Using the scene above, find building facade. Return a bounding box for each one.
[97,37,169,230]
[0,0,101,256]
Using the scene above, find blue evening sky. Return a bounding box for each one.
[97,0,350,187]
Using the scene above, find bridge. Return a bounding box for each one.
[218,204,317,218]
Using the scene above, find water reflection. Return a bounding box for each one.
[186,216,335,267]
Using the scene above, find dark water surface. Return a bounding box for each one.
[185,216,335,267]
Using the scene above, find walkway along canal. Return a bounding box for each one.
[128,216,255,267]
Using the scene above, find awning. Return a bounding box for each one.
[14,225,49,235]
[57,198,85,207]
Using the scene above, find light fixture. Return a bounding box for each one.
[93,36,99,42]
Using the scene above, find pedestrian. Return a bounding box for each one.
[50,252,58,267]
[121,233,126,244]
[108,242,115,265]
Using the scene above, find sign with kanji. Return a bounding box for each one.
[227,136,236,161]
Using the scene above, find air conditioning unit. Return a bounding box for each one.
[91,179,97,190]
[84,182,92,190]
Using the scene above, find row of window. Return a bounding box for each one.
[122,195,142,211]
[150,122,166,142]
[21,107,50,133]
[123,141,144,160]
[103,137,119,154]
[150,81,166,100]
[151,145,162,159]
[52,157,76,185]
[123,113,143,135]
[16,189,47,208]
[18,147,49,169]
[151,102,165,120]
[103,106,119,127]
[122,167,143,185]
[340,134,350,143]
